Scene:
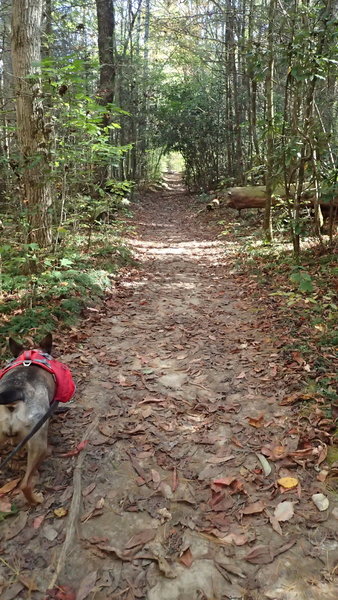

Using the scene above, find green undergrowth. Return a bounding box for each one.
[0,224,136,351]
[219,215,338,407]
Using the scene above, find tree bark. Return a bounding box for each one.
[11,0,52,246]
[95,0,116,186]
[263,0,275,243]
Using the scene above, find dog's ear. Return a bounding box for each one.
[9,338,24,357]
[39,333,53,355]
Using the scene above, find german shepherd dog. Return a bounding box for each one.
[0,334,55,504]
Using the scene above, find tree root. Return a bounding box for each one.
[47,417,99,589]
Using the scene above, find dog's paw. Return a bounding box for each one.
[21,486,44,504]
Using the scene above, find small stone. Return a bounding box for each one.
[312,493,329,512]
[332,507,338,520]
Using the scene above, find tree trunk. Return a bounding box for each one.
[11,0,52,247]
[263,0,275,243]
[95,0,115,186]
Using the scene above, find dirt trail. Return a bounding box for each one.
[1,177,337,600]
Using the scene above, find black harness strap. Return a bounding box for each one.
[0,400,59,472]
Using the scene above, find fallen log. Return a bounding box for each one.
[224,186,338,213]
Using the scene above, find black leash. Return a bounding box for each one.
[0,400,59,472]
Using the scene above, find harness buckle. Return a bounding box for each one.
[23,360,32,367]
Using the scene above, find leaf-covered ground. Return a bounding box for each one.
[0,177,337,600]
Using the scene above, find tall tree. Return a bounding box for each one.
[11,0,52,246]
[263,0,275,243]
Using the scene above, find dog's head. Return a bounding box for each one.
[9,333,53,358]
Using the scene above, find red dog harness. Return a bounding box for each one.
[0,350,76,403]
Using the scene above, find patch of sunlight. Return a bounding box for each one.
[129,239,221,249]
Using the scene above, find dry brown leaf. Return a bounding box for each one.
[19,575,39,592]
[207,455,235,464]
[179,547,193,567]
[247,415,265,428]
[242,500,265,515]
[124,528,156,550]
[236,371,246,379]
[220,532,249,546]
[82,482,96,497]
[0,478,21,496]
[245,544,274,565]
[76,570,97,600]
[213,476,236,486]
[268,513,283,536]
[5,511,28,540]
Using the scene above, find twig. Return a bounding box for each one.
[47,417,99,589]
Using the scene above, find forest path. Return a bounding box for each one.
[2,178,337,600]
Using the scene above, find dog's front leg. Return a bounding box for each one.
[20,429,49,504]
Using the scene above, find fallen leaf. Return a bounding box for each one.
[220,532,249,546]
[45,586,76,600]
[179,547,193,567]
[247,415,265,428]
[19,574,39,592]
[102,382,113,390]
[54,507,68,518]
[82,482,96,497]
[292,351,304,365]
[277,477,298,490]
[245,538,297,565]
[207,455,235,464]
[139,396,166,405]
[268,513,283,535]
[279,393,316,406]
[317,445,328,465]
[312,493,329,512]
[59,440,89,457]
[236,371,246,379]
[124,528,156,550]
[213,476,236,486]
[76,570,97,600]
[43,524,59,541]
[0,500,12,513]
[33,514,45,529]
[5,511,28,540]
[242,501,265,515]
[274,501,294,522]
[0,478,21,496]
[255,453,272,476]
[245,544,274,565]
[172,467,178,492]
[1,583,24,600]
[317,470,328,482]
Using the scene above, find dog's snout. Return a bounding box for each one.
[5,427,16,437]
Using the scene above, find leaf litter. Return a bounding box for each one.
[0,179,337,600]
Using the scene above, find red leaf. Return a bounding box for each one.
[59,440,88,457]
[213,476,236,487]
[179,547,193,567]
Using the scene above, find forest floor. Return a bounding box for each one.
[0,175,337,600]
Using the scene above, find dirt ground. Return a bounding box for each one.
[0,176,337,600]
